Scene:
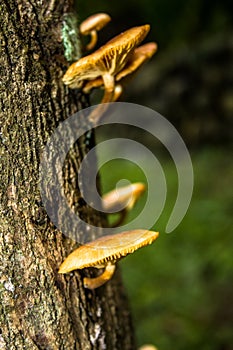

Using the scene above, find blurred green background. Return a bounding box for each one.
[78,1,233,349]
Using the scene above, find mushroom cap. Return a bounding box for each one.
[63,25,150,88]
[134,42,157,56]
[80,13,111,34]
[83,42,157,93]
[116,42,157,81]
[102,182,146,212]
[58,229,159,273]
[139,346,158,350]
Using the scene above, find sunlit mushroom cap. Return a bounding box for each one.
[102,182,146,212]
[63,25,150,88]
[139,345,158,350]
[83,42,157,93]
[58,229,159,273]
[80,13,111,34]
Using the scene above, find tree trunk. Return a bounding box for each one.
[0,1,135,349]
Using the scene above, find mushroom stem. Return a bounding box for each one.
[88,73,116,124]
[113,84,123,101]
[83,263,116,289]
[110,209,127,228]
[85,30,98,51]
[88,84,122,124]
[101,72,115,103]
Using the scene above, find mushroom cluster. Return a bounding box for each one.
[63,13,157,123]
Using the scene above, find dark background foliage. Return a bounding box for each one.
[78,1,233,349]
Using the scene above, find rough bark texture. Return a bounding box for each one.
[0,1,135,349]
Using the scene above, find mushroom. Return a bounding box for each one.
[80,13,111,51]
[83,42,158,96]
[139,346,158,350]
[59,229,159,289]
[102,182,146,226]
[62,25,150,106]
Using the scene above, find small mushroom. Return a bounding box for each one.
[63,24,150,101]
[102,182,146,226]
[59,229,159,289]
[139,345,158,350]
[80,13,111,51]
[83,42,158,95]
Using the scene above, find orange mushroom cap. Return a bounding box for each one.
[139,345,158,350]
[102,182,146,212]
[59,229,159,274]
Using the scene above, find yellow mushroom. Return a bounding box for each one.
[59,229,159,289]
[102,182,146,227]
[139,345,158,350]
[83,42,158,96]
[63,25,150,103]
[80,13,111,51]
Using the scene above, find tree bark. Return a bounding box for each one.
[0,1,135,349]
